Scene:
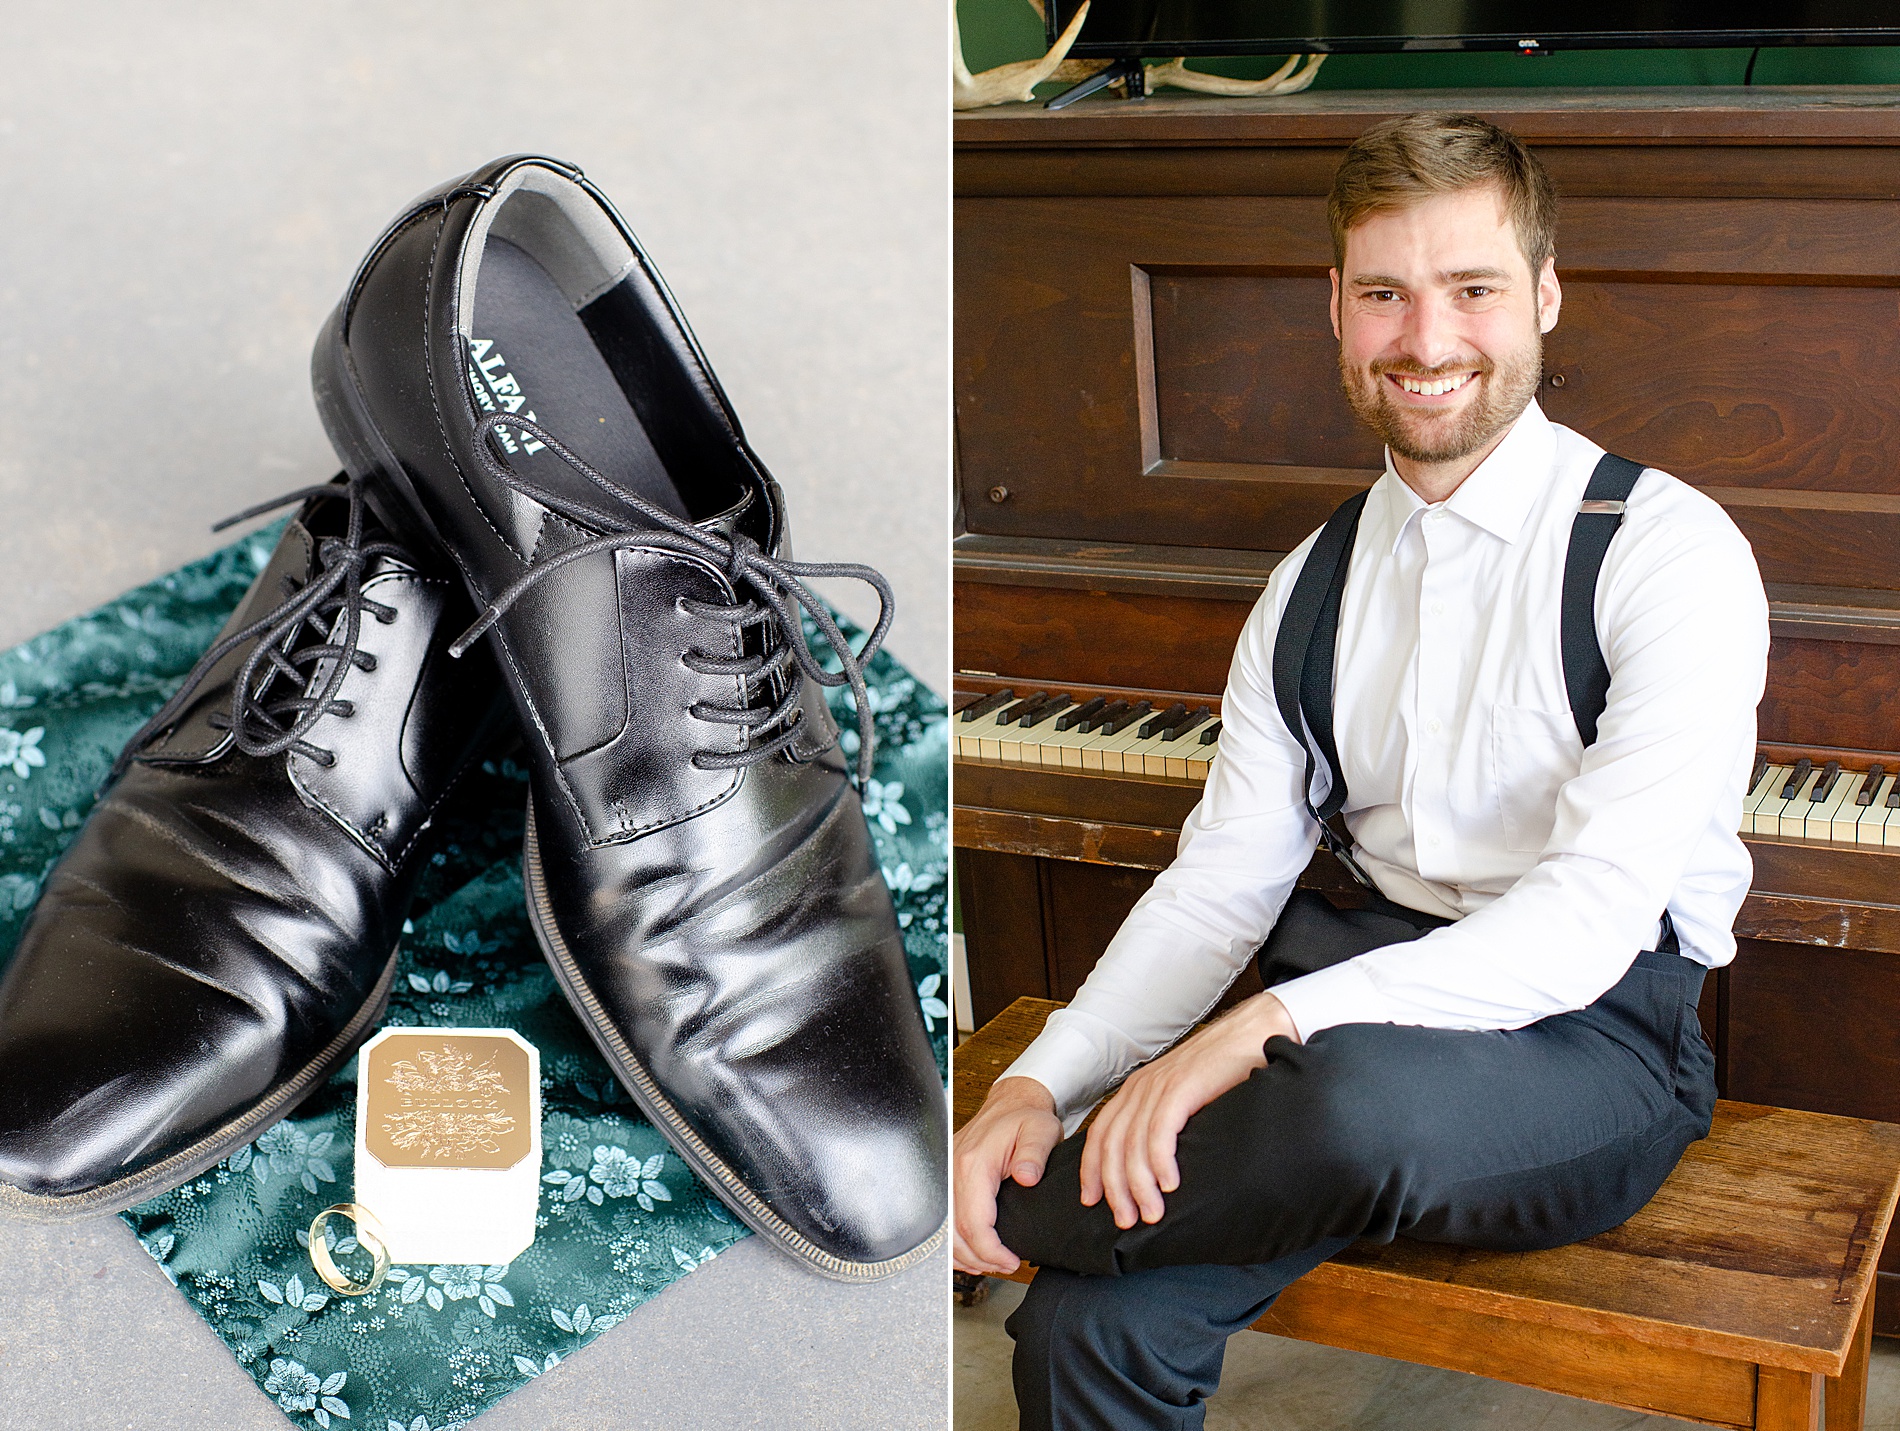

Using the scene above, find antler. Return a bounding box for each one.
[1144,53,1327,96]
[954,0,1092,111]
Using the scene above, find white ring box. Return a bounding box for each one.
[352,1027,540,1265]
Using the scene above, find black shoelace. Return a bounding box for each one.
[454,412,892,783]
[108,477,404,784]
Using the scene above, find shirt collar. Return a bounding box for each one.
[1373,401,1558,553]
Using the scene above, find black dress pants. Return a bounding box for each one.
[997,889,1716,1430]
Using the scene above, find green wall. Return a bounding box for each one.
[956,0,1900,89]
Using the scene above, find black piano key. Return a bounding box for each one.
[1749,753,1768,793]
[1887,778,1900,810]
[1018,695,1073,730]
[1100,701,1151,736]
[959,689,1013,723]
[1055,696,1108,732]
[1199,720,1223,745]
[1079,700,1130,734]
[1779,758,1812,801]
[1157,705,1213,743]
[1859,765,1888,806]
[995,692,1050,727]
[1811,761,1842,802]
[1139,702,1188,739]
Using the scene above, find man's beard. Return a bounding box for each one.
[1339,333,1543,466]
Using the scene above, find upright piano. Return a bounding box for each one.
[953,89,1900,1324]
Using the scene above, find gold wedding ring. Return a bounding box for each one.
[308,1203,391,1296]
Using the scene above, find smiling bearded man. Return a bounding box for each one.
[952,113,1771,1431]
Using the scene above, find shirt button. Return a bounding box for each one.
[1429,835,1442,847]
[1427,718,1442,734]
[1430,601,1445,617]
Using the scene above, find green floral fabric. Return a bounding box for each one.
[0,522,949,1431]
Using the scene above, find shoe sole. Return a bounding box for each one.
[522,805,945,1282]
[0,945,400,1222]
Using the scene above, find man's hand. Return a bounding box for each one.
[1079,992,1301,1230]
[952,1075,1064,1275]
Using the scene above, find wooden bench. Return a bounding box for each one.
[956,998,1900,1431]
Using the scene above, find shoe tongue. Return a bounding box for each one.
[695,486,773,552]
[695,489,749,540]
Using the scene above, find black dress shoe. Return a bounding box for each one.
[312,155,946,1279]
[0,479,510,1218]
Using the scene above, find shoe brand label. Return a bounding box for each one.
[466,337,546,456]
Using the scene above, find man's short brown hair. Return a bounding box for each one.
[1328,112,1558,275]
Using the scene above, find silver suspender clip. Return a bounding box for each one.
[1578,499,1627,515]
[1317,819,1378,891]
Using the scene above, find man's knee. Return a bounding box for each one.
[1182,1030,1437,1204]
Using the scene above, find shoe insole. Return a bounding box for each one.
[469,234,691,527]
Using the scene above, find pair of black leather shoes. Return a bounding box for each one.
[0,156,946,1280]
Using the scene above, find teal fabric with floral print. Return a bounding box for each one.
[0,522,949,1431]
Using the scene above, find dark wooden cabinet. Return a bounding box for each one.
[954,87,1900,1328]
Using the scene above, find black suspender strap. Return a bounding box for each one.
[1561,453,1646,748]
[1272,453,1645,891]
[1273,489,1373,887]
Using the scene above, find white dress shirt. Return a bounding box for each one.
[1004,403,1770,1131]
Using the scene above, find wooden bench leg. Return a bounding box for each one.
[1824,1296,1874,1431]
[1759,1366,1823,1431]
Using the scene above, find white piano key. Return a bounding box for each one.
[1829,773,1871,842]
[956,705,1012,760]
[1082,712,1158,772]
[1775,766,1824,837]
[1021,709,1080,766]
[1743,765,1792,835]
[1120,719,1188,776]
[1048,705,1128,769]
[1804,766,1854,840]
[994,709,1039,764]
[1858,775,1898,845]
[1157,715,1216,779]
[1068,714,1129,770]
[1034,711,1109,768]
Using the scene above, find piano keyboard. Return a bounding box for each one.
[1743,759,1900,846]
[959,689,1900,850]
[953,688,1222,780]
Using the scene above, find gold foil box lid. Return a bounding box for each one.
[362,1031,534,1171]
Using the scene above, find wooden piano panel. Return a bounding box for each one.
[954,581,1248,696]
[1762,636,1900,756]
[1148,267,1376,471]
[959,194,1900,583]
[1539,277,1900,498]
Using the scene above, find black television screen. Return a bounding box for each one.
[1046,2,1900,57]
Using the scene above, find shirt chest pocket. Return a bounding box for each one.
[1490,704,1584,852]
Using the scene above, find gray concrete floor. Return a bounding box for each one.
[959,1277,1900,1429]
[0,0,947,687]
[0,4,948,1428]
